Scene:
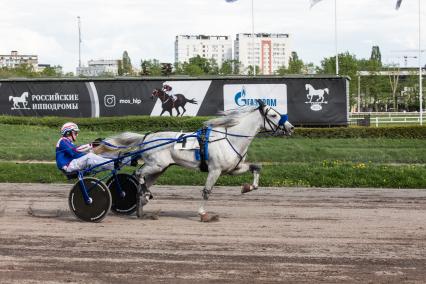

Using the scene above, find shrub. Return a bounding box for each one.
[1,115,425,138]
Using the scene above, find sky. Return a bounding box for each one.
[1,0,425,73]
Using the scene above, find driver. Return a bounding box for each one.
[56,122,134,173]
[162,83,177,103]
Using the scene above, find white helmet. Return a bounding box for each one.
[61,122,79,136]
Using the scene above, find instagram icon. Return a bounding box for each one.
[104,95,116,107]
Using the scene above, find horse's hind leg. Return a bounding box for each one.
[180,106,186,116]
[230,163,262,194]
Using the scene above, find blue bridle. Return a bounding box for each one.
[258,102,289,134]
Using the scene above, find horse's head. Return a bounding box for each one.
[256,99,294,136]
[305,84,309,90]
[151,89,163,101]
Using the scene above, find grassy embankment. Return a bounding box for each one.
[0,123,425,188]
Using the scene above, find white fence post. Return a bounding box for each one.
[375,117,379,127]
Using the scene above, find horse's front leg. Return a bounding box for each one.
[230,163,262,194]
[135,164,166,218]
[199,168,221,222]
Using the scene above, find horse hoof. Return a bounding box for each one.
[139,209,161,220]
[241,183,253,194]
[200,212,219,222]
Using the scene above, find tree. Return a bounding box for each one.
[161,63,173,76]
[173,62,185,75]
[174,55,216,76]
[40,66,59,77]
[140,59,162,76]
[208,58,219,75]
[188,55,212,74]
[122,51,133,75]
[358,54,388,111]
[247,65,260,76]
[183,63,204,76]
[319,52,359,108]
[219,60,233,75]
[370,45,382,66]
[276,52,304,75]
[117,60,123,76]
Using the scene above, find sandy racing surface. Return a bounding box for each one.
[0,183,425,283]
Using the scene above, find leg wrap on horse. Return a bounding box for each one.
[249,164,262,173]
[202,188,211,200]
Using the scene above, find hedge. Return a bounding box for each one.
[1,115,426,138]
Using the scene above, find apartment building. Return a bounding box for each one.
[234,33,291,75]
[0,51,38,69]
[76,59,120,76]
[175,35,233,67]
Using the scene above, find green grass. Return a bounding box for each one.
[0,124,116,161]
[1,162,425,188]
[1,124,426,164]
[1,123,426,188]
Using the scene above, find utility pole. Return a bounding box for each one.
[78,16,82,68]
[251,0,256,76]
[418,0,423,125]
[334,0,338,75]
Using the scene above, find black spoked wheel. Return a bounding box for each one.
[68,177,112,222]
[106,173,138,215]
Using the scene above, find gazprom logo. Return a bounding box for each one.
[234,87,277,107]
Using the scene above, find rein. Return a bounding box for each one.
[206,105,289,171]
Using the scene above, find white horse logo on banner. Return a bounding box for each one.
[305,84,329,111]
[9,92,30,110]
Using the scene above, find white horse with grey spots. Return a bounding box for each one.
[96,100,294,222]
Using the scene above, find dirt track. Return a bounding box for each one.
[0,183,425,283]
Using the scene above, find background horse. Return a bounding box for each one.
[151,88,197,116]
[9,92,29,109]
[98,100,294,222]
[305,84,329,103]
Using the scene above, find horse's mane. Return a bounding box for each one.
[204,106,258,128]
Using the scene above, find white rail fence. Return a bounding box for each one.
[349,112,426,127]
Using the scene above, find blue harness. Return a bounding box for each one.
[195,126,211,172]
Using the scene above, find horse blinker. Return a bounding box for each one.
[278,114,288,126]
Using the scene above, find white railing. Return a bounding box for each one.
[349,112,425,127]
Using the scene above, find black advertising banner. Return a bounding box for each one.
[286,78,349,126]
[95,80,160,116]
[0,77,349,126]
[221,77,348,126]
[0,81,92,117]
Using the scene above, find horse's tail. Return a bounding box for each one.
[95,132,146,154]
[187,98,197,104]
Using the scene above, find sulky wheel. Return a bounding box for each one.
[106,173,138,215]
[68,177,112,222]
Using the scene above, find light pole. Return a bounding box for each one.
[418,0,423,125]
[251,0,256,76]
[334,0,338,75]
[77,16,82,69]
